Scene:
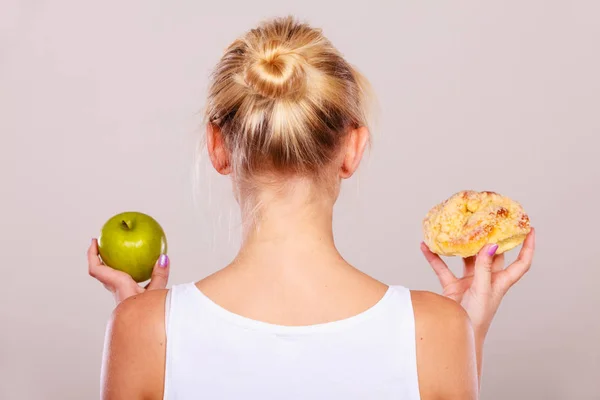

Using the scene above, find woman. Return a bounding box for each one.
[88,16,535,399]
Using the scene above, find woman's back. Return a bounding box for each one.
[102,262,476,400]
[164,282,420,399]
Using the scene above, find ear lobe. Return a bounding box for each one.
[206,123,232,175]
[340,126,369,179]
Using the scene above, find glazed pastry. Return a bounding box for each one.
[423,191,531,257]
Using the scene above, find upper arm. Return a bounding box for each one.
[412,291,478,400]
[101,290,168,400]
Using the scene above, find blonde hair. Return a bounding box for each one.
[205,16,371,179]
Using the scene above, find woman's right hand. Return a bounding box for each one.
[87,238,170,305]
[421,229,535,342]
[421,229,535,383]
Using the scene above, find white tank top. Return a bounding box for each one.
[163,282,420,399]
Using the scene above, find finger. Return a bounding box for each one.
[89,261,132,288]
[88,238,131,287]
[473,243,499,294]
[87,238,102,268]
[462,256,476,277]
[499,228,536,291]
[146,254,170,290]
[421,242,457,287]
[492,253,505,272]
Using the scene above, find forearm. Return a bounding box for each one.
[474,332,486,388]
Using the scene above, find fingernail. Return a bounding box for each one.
[159,254,169,268]
[488,244,499,256]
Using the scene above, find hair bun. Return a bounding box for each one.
[206,16,371,176]
[244,41,307,99]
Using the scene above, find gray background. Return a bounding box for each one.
[1,1,599,399]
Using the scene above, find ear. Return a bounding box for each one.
[340,126,369,179]
[206,123,232,175]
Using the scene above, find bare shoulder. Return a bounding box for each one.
[108,289,169,361]
[109,289,169,344]
[411,290,469,324]
[102,290,168,400]
[112,289,169,324]
[410,291,478,400]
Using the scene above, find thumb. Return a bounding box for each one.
[473,243,498,294]
[146,254,170,290]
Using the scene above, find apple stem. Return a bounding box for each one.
[121,220,132,230]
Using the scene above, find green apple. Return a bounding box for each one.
[97,211,167,283]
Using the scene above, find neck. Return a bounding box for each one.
[234,179,340,268]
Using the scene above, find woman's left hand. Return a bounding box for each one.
[421,228,535,342]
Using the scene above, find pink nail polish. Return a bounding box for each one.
[488,244,499,256]
[159,254,169,268]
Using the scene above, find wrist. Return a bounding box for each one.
[114,289,131,305]
[472,323,489,345]
[473,326,487,383]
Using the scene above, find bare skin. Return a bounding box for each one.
[95,250,479,400]
[90,125,535,400]
[421,230,535,382]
